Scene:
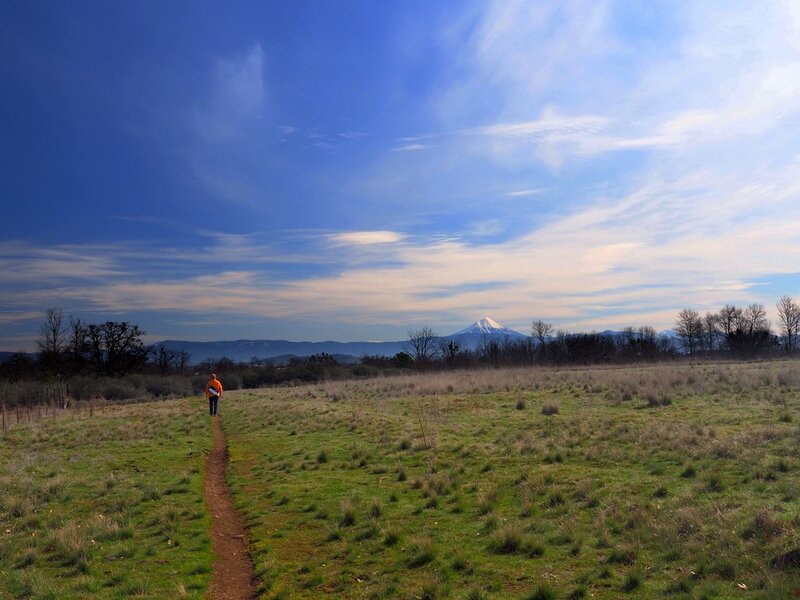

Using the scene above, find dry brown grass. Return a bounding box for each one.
[308,359,800,405]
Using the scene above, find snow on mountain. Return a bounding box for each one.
[155,318,530,364]
[452,317,526,338]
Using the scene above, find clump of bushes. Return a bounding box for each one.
[69,375,193,401]
[541,403,559,416]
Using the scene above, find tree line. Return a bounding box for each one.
[673,296,800,358]
[4,308,191,382]
[401,296,800,369]
[396,323,673,369]
[2,297,799,392]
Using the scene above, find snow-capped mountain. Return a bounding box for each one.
[453,317,525,337]
[154,317,530,364]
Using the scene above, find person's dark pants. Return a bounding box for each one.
[208,395,219,416]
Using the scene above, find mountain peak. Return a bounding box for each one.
[454,317,521,336]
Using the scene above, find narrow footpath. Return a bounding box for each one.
[204,417,257,600]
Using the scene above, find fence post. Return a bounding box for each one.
[1,399,6,432]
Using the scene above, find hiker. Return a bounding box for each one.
[205,373,223,416]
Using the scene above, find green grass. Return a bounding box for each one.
[4,359,800,599]
[221,360,800,598]
[0,398,212,599]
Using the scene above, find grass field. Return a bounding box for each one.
[1,360,800,599]
[223,361,800,599]
[0,399,212,599]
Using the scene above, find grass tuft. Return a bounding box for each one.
[407,537,436,568]
[526,583,558,600]
[339,498,356,527]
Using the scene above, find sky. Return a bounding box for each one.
[2,0,800,350]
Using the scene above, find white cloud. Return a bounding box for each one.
[328,231,406,246]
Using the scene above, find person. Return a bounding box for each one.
[205,373,223,416]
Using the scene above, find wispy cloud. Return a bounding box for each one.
[339,131,368,140]
[193,44,266,142]
[390,143,432,152]
[328,231,406,246]
[0,311,42,325]
[506,188,550,197]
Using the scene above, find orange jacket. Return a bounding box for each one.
[205,377,223,398]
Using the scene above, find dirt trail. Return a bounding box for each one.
[204,417,257,600]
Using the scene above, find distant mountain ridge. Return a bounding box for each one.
[153,319,681,365]
[155,317,528,364]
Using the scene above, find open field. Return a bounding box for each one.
[1,360,800,599]
[224,361,800,599]
[0,400,212,599]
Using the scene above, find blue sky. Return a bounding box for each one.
[2,1,800,350]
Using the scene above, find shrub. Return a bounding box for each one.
[69,376,139,401]
[142,375,192,397]
[541,403,559,416]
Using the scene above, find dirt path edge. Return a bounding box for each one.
[204,417,257,600]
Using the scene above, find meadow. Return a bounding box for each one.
[0,399,212,599]
[1,360,799,599]
[224,361,800,599]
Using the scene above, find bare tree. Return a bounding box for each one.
[702,312,721,351]
[726,303,773,358]
[777,295,800,352]
[438,338,462,368]
[38,308,65,356]
[404,326,439,367]
[175,350,191,374]
[674,308,703,356]
[739,303,769,335]
[37,308,66,372]
[85,321,149,376]
[717,304,742,336]
[531,320,553,345]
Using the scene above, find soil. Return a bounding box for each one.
[204,416,257,600]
